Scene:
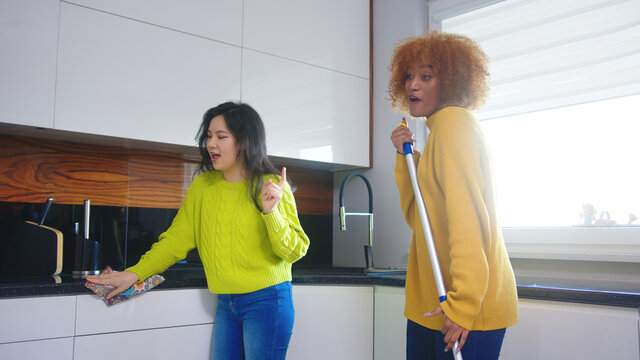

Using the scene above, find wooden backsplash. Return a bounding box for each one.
[0,134,332,215]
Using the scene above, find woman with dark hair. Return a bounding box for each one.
[87,101,309,359]
[389,31,518,359]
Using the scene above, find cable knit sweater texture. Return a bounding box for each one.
[127,170,309,294]
[394,107,518,331]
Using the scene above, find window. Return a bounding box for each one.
[432,0,640,261]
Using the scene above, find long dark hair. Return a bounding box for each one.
[195,101,281,212]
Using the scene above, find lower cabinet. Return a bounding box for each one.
[74,324,213,360]
[374,286,406,360]
[501,299,640,360]
[0,295,76,360]
[75,288,216,335]
[373,288,640,360]
[5,285,636,360]
[288,285,374,360]
[74,288,216,360]
[0,338,73,360]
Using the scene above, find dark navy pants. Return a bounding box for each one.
[407,319,506,360]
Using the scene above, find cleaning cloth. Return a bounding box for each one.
[84,265,165,306]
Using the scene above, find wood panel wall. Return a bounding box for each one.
[0,134,332,215]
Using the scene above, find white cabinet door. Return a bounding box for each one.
[501,299,640,360]
[0,338,73,360]
[74,324,213,360]
[242,49,370,167]
[288,285,373,360]
[0,0,59,128]
[55,3,241,146]
[0,296,76,344]
[243,0,369,78]
[75,289,216,335]
[64,0,242,45]
[374,286,406,360]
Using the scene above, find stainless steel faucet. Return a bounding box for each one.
[339,172,374,269]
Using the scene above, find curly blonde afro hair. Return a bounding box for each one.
[388,31,490,114]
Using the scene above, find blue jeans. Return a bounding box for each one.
[406,319,506,360]
[212,282,294,360]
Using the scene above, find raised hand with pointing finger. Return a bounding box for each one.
[262,167,287,214]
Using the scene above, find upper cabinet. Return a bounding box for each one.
[242,0,370,167]
[2,1,370,167]
[63,0,243,45]
[242,49,369,167]
[243,0,370,79]
[0,0,59,128]
[55,3,241,146]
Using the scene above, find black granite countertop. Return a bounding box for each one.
[1,266,638,308]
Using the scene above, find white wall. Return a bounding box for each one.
[333,0,429,269]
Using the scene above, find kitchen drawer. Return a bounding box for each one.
[0,337,73,360]
[74,323,213,360]
[75,288,216,335]
[0,295,76,344]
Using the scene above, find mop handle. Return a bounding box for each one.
[403,140,463,360]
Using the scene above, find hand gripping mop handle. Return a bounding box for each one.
[403,140,463,360]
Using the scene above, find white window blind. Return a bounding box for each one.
[435,0,640,261]
[441,0,640,121]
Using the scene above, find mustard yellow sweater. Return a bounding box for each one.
[394,107,518,331]
[128,171,309,294]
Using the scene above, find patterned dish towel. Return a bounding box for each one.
[84,265,165,306]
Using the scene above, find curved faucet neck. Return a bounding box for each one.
[338,172,373,213]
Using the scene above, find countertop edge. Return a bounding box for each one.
[1,272,638,308]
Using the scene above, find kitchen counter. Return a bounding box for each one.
[1,266,638,308]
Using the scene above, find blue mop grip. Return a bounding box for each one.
[403,142,413,155]
[439,295,447,303]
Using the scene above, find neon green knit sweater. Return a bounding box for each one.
[127,170,309,294]
[394,107,518,331]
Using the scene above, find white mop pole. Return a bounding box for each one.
[402,138,463,360]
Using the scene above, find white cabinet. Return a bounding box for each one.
[0,295,75,360]
[243,0,370,78]
[0,338,74,360]
[242,49,370,166]
[55,3,241,146]
[74,324,213,360]
[501,299,640,360]
[288,285,374,360]
[75,288,215,360]
[63,0,242,45]
[0,0,59,128]
[374,286,406,360]
[242,0,371,166]
[0,295,76,344]
[75,288,216,335]
[3,1,370,166]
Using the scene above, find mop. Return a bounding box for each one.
[401,122,463,360]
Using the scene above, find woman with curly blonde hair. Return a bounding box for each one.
[389,31,518,360]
